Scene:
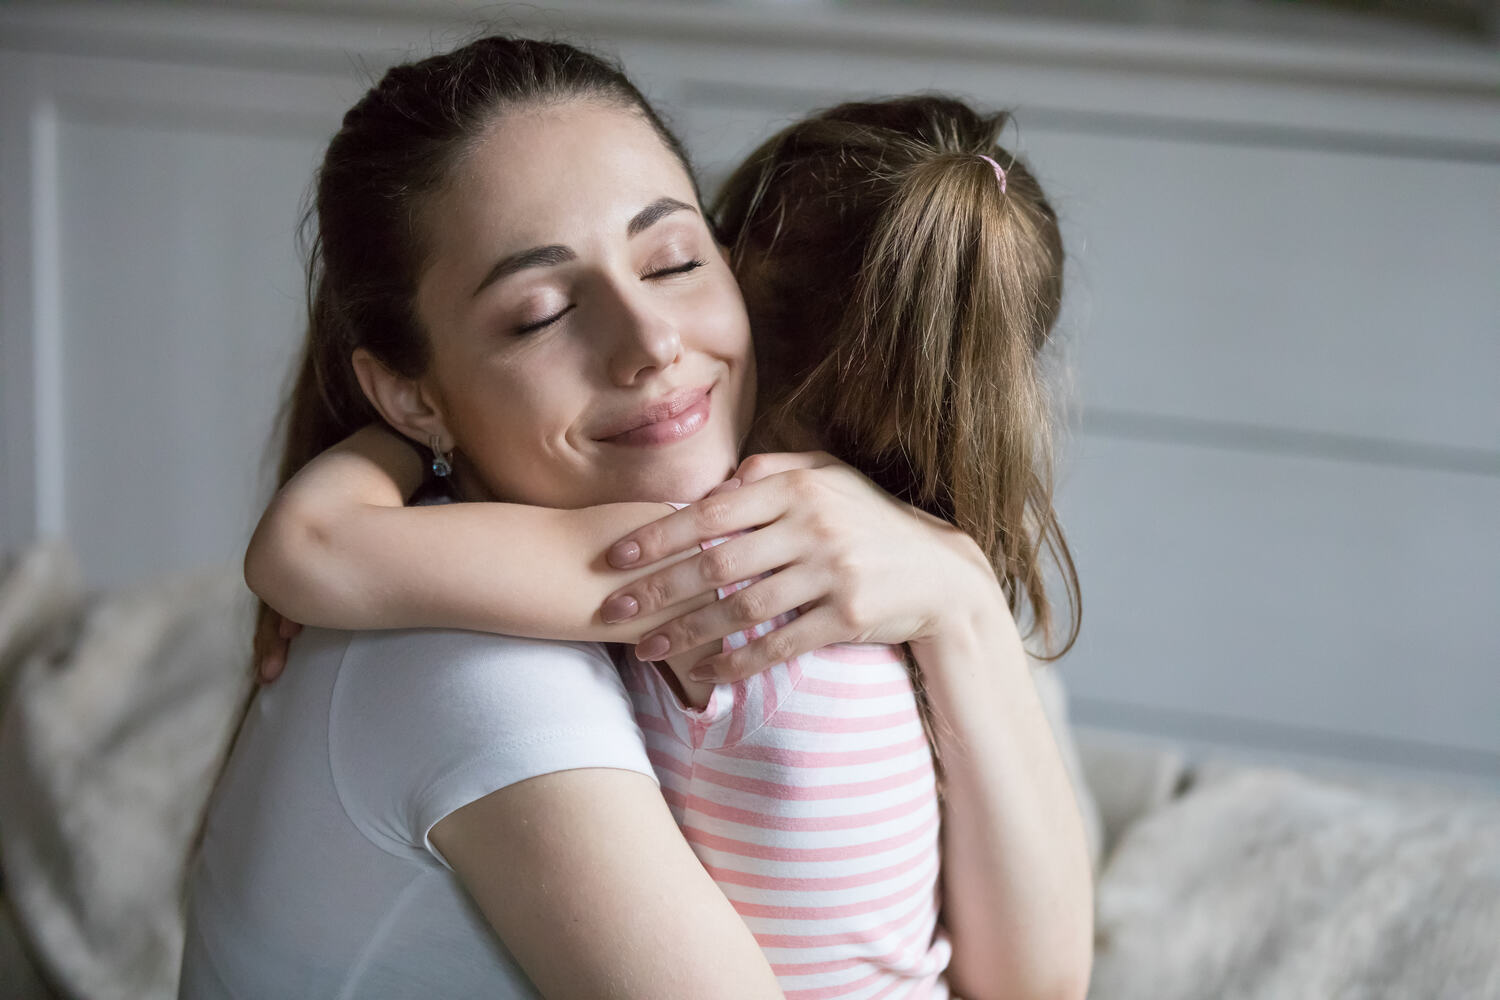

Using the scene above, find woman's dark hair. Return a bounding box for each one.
[714,95,1080,661]
[205,35,702,855]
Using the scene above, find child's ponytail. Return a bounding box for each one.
[717,96,1080,659]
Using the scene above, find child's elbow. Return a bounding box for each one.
[243,493,332,611]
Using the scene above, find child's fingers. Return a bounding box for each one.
[601,529,799,623]
[633,566,821,665]
[253,608,275,656]
[687,607,844,684]
[257,651,287,685]
[606,478,791,569]
[253,613,284,684]
[253,608,298,684]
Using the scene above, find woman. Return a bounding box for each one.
[182,35,1091,1000]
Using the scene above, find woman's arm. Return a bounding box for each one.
[432,768,784,999]
[591,454,1095,1000]
[245,423,710,642]
[338,626,782,999]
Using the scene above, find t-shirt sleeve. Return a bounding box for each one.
[327,629,654,869]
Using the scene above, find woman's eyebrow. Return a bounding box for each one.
[472,197,697,298]
[472,244,575,297]
[627,196,696,237]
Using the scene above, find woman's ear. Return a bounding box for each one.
[350,347,453,450]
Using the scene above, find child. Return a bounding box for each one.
[247,94,1078,999]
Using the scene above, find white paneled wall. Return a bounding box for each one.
[56,112,322,583]
[1027,129,1500,452]
[1,0,1496,788]
[1063,435,1500,768]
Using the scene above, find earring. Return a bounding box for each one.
[408,435,458,507]
[429,434,452,478]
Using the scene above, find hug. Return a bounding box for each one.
[183,33,1093,1000]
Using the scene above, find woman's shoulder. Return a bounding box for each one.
[337,627,613,670]
[324,628,650,854]
[328,628,627,733]
[283,627,617,703]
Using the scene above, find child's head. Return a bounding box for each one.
[714,94,1078,657]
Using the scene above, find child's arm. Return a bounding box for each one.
[244,423,710,644]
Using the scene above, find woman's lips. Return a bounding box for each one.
[599,384,713,447]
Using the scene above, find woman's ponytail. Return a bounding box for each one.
[273,229,381,493]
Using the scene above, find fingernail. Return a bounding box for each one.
[601,594,639,623]
[608,540,641,568]
[689,665,717,683]
[708,477,741,496]
[636,634,670,660]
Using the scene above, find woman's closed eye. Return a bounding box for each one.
[515,303,576,336]
[642,258,706,280]
[512,259,707,335]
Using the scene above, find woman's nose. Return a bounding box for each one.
[605,284,682,386]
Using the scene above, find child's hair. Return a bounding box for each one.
[714,94,1080,660]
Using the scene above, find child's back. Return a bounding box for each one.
[625,631,950,999]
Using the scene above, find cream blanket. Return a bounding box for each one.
[0,543,254,1000]
[1088,764,1500,999]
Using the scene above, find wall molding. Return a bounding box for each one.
[30,97,63,540]
[0,46,344,553]
[1080,408,1500,479]
[1073,695,1500,791]
[682,75,1500,161]
[2,1,1498,96]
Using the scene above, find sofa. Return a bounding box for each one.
[1,540,1496,999]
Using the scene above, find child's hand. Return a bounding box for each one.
[254,602,304,684]
[601,452,995,683]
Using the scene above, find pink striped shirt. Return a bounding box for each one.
[621,537,952,1000]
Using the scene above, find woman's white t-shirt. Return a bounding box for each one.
[179,626,656,999]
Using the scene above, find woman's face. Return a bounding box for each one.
[413,100,754,508]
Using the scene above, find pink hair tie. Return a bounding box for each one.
[978,154,1008,194]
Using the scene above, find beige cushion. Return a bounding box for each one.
[0,541,84,711]
[1089,764,1500,999]
[0,544,254,1000]
[1072,727,1191,866]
